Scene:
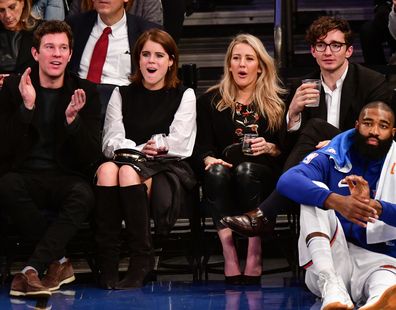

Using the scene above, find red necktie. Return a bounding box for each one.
[87,27,112,83]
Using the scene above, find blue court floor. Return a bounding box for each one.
[0,273,319,310]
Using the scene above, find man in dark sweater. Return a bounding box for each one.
[0,20,101,298]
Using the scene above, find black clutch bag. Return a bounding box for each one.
[113,148,147,163]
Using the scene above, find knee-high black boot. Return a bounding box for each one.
[116,184,155,289]
[94,186,122,289]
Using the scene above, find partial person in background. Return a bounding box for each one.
[68,0,163,25]
[360,0,396,65]
[193,34,287,285]
[0,0,40,87]
[95,28,196,289]
[388,0,396,41]
[66,0,159,108]
[32,0,65,20]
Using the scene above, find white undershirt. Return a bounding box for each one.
[78,12,131,86]
[322,65,348,128]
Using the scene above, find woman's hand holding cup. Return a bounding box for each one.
[245,135,280,157]
[151,133,169,156]
[142,139,157,156]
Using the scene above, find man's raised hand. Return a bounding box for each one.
[18,68,36,110]
[65,89,86,124]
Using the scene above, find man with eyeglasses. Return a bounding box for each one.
[221,16,395,241]
[285,15,392,165]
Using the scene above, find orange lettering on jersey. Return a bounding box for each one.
[391,163,396,175]
[380,265,396,270]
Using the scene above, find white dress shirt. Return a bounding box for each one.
[78,12,131,86]
[322,65,348,128]
[102,87,197,159]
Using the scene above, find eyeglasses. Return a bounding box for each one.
[313,42,347,52]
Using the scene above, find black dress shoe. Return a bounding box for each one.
[99,276,118,290]
[243,275,261,285]
[224,275,243,285]
[220,208,275,237]
[115,256,154,289]
[96,257,119,290]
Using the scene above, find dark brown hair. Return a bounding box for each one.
[305,16,353,47]
[131,28,180,89]
[32,20,73,50]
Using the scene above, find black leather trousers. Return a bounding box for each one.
[203,162,278,229]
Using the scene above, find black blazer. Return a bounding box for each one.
[0,65,102,177]
[65,11,159,75]
[288,63,392,132]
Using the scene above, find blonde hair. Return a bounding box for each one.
[208,34,286,132]
[19,0,38,31]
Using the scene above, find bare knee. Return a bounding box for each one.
[118,165,140,186]
[96,162,119,186]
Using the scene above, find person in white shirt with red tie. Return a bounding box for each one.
[66,0,159,104]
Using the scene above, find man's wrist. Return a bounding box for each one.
[66,117,74,125]
[293,113,301,123]
[373,199,383,217]
[66,113,79,126]
[289,111,301,123]
[23,101,34,110]
[323,192,339,210]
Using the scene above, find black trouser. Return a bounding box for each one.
[203,162,278,228]
[258,118,341,218]
[0,171,94,274]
